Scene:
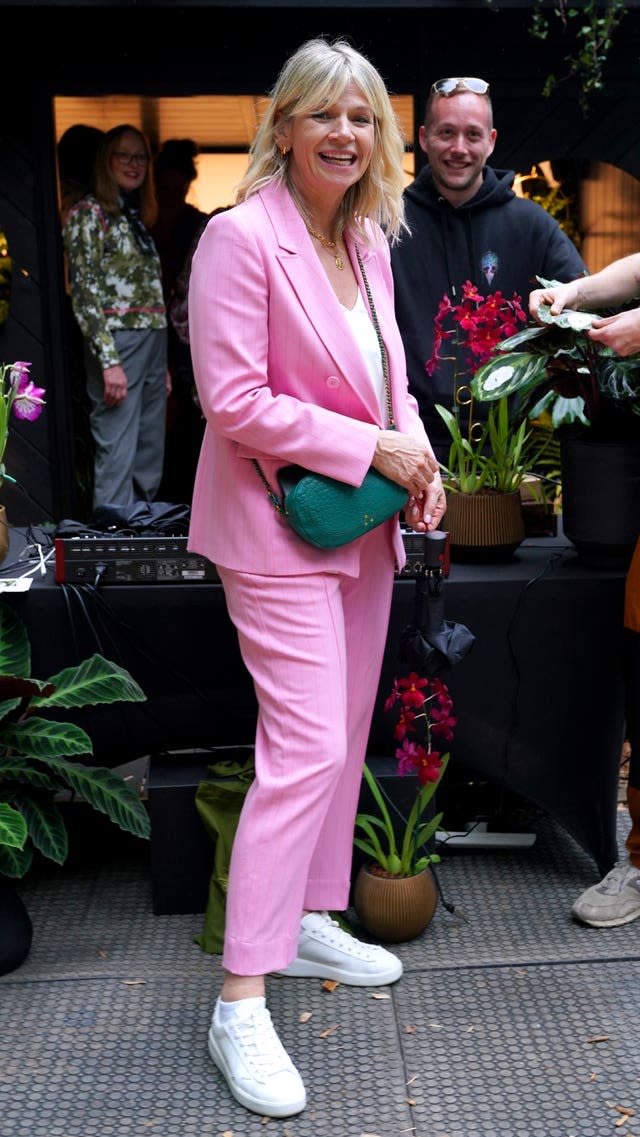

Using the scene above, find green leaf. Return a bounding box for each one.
[353,830,391,872]
[0,801,28,849]
[0,840,32,878]
[415,810,445,848]
[0,603,30,678]
[597,354,640,405]
[472,353,549,401]
[1,717,94,759]
[13,794,68,864]
[0,697,22,722]
[33,759,150,840]
[359,764,397,844]
[491,323,553,352]
[537,304,597,331]
[32,654,146,710]
[0,757,58,790]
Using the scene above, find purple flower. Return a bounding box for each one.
[0,361,46,484]
[13,380,46,422]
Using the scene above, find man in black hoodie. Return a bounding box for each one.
[391,76,587,459]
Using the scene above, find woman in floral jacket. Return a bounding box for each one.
[63,124,170,514]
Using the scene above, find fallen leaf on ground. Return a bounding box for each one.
[299,1011,312,1023]
[586,1034,610,1043]
[405,1097,417,1106]
[319,1023,340,1038]
[322,979,340,992]
[371,992,390,1000]
[404,1024,417,1034]
[123,979,146,986]
[615,1106,636,1117]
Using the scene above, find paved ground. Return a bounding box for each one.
[2,796,639,1137]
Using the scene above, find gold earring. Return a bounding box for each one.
[280,145,290,156]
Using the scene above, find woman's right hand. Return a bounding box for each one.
[102,364,128,408]
[372,429,439,498]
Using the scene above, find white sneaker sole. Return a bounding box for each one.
[207,1031,306,1118]
[277,956,403,985]
[571,904,640,928]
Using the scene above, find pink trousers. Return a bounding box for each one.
[217,529,395,975]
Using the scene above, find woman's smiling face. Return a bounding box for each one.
[282,81,376,204]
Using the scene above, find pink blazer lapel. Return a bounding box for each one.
[260,186,387,424]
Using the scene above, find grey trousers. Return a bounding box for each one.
[85,328,168,510]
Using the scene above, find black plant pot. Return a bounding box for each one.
[0,878,33,976]
[560,420,640,570]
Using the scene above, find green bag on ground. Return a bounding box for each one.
[193,755,254,954]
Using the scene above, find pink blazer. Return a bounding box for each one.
[187,181,430,576]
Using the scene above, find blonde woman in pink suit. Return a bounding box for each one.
[187,37,446,1119]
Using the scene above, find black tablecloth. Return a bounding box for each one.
[10,528,627,875]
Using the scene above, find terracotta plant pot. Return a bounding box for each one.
[442,489,525,562]
[353,863,438,943]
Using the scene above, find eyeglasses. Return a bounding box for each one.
[432,77,490,97]
[113,151,148,167]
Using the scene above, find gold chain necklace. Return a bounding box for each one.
[307,226,344,271]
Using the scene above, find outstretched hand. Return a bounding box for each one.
[588,309,640,357]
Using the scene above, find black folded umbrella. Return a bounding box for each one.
[399,531,475,678]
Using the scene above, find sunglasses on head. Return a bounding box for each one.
[432,77,490,97]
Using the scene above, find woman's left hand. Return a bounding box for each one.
[404,473,447,532]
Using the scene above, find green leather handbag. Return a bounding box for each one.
[275,463,406,548]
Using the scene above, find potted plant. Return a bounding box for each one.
[436,395,543,560]
[428,283,545,560]
[0,600,150,974]
[470,278,640,566]
[0,361,46,562]
[353,670,454,942]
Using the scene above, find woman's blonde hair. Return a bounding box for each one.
[93,124,158,227]
[235,37,408,244]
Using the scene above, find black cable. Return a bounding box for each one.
[59,581,109,656]
[60,576,221,708]
[59,580,83,659]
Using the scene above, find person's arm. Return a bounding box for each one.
[63,202,120,369]
[530,253,640,320]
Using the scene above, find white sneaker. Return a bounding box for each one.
[571,856,640,928]
[277,911,403,986]
[208,997,306,1117]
